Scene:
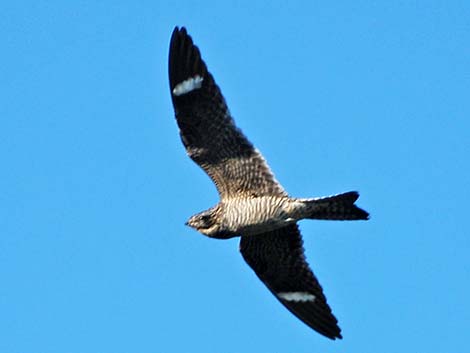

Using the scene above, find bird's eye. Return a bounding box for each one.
[199,214,214,227]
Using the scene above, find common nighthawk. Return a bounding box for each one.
[168,27,369,340]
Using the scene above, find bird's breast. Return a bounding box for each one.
[221,197,295,236]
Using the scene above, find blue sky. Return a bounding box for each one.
[1,1,469,352]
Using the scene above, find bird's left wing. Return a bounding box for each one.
[168,27,286,199]
[239,224,342,340]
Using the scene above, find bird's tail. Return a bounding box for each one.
[300,191,369,221]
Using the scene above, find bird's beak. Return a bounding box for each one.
[184,221,189,226]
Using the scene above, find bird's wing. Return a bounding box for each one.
[169,27,285,198]
[239,224,342,340]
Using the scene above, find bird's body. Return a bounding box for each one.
[202,196,297,238]
[168,26,369,340]
[192,192,366,239]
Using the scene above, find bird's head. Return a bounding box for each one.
[185,208,235,239]
[186,210,217,233]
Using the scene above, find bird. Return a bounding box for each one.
[168,26,369,340]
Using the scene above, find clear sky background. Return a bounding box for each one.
[2,1,469,352]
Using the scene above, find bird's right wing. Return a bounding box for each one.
[169,27,285,198]
[239,224,342,340]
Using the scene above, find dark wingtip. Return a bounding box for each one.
[329,332,342,340]
[171,26,188,39]
[168,26,208,98]
[319,327,342,340]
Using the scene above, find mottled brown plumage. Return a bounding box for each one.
[168,26,369,340]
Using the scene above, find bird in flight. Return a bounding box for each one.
[168,26,369,340]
